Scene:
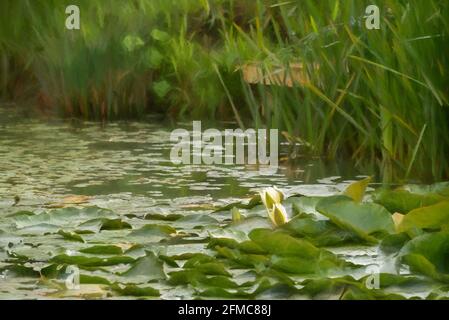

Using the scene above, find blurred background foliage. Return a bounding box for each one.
[0,0,448,181]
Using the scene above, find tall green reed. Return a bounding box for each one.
[0,0,447,181]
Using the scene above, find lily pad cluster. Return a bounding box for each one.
[1,179,449,299]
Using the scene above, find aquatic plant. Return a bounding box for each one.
[2,178,449,299]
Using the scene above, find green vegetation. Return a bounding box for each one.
[1,1,448,300]
[0,0,448,180]
[2,178,449,299]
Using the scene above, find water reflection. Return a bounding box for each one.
[0,108,361,215]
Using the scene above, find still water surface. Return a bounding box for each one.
[1,109,412,299]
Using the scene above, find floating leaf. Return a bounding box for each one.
[398,201,449,233]
[79,245,123,255]
[188,262,231,277]
[283,215,358,247]
[271,254,351,275]
[213,194,262,212]
[175,214,219,228]
[57,230,84,243]
[183,254,216,268]
[373,188,445,214]
[78,218,132,232]
[168,270,239,288]
[291,196,324,217]
[128,224,176,238]
[380,233,411,254]
[158,255,179,267]
[399,232,449,281]
[0,264,40,278]
[317,196,395,242]
[249,229,320,258]
[112,283,159,297]
[121,252,165,283]
[51,254,134,267]
[47,284,109,299]
[14,207,115,229]
[344,177,372,202]
[144,213,183,221]
[406,182,449,197]
[80,275,111,285]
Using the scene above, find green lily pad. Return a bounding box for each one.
[398,201,449,232]
[51,254,134,267]
[14,207,115,229]
[57,230,85,243]
[249,229,320,259]
[79,245,123,255]
[144,213,183,221]
[168,270,239,288]
[406,182,449,197]
[78,218,132,232]
[128,224,176,238]
[271,254,351,275]
[291,196,325,217]
[213,194,262,212]
[316,196,395,242]
[399,232,449,281]
[186,262,231,277]
[380,233,411,254]
[112,283,160,297]
[121,252,166,283]
[0,264,40,278]
[175,214,219,228]
[344,176,372,203]
[80,274,112,285]
[373,188,446,214]
[283,214,358,246]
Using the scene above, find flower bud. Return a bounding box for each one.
[269,203,288,227]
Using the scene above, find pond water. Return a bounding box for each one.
[0,108,364,216]
[0,108,435,300]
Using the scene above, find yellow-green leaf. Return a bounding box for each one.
[398,201,449,233]
[344,177,372,202]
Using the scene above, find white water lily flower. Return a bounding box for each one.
[268,203,288,227]
[259,187,287,227]
[259,186,285,210]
